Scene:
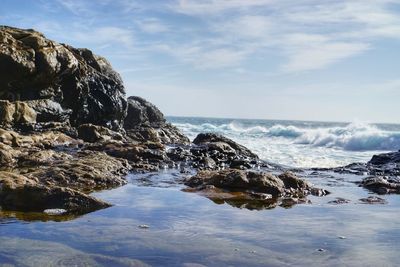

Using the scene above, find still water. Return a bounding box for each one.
[1,170,400,267]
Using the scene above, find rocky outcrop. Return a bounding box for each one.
[0,172,110,213]
[0,26,127,130]
[124,96,189,144]
[369,150,400,165]
[167,133,260,170]
[184,169,328,209]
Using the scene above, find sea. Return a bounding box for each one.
[168,116,400,168]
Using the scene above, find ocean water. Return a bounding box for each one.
[168,116,400,168]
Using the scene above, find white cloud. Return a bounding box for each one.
[72,27,134,48]
[167,0,400,72]
[136,18,169,34]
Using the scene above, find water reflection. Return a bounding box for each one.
[0,170,399,266]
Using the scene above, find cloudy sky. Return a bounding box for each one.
[1,0,400,123]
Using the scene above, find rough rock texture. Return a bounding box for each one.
[167,133,260,170]
[0,26,127,130]
[0,171,110,213]
[369,150,400,165]
[184,169,328,209]
[124,96,189,144]
[359,176,400,194]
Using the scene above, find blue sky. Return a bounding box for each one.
[1,0,400,123]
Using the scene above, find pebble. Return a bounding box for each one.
[338,236,347,239]
[138,224,150,229]
[317,248,325,252]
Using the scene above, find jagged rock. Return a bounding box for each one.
[124,96,165,128]
[193,133,258,159]
[77,123,125,143]
[124,96,189,145]
[25,99,71,123]
[0,100,37,127]
[359,176,400,194]
[369,150,400,165]
[186,169,285,196]
[0,143,15,167]
[0,171,110,213]
[184,170,328,210]
[26,151,130,191]
[0,26,127,130]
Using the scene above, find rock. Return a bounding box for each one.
[359,176,400,194]
[359,196,387,204]
[193,133,258,159]
[0,100,37,127]
[0,143,15,167]
[124,96,165,128]
[185,169,284,196]
[78,123,125,143]
[278,172,308,190]
[328,197,351,204]
[369,151,400,165]
[184,169,328,209]
[0,26,127,130]
[124,96,189,144]
[0,171,110,213]
[27,150,130,191]
[25,99,71,123]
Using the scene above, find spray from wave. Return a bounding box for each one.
[175,121,400,152]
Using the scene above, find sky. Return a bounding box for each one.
[1,0,400,123]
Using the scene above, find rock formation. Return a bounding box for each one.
[0,26,329,216]
[0,26,127,130]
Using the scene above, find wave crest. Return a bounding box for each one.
[173,121,400,151]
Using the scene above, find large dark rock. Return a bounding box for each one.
[124,96,189,144]
[369,150,400,165]
[193,133,258,159]
[124,96,165,128]
[0,26,127,130]
[0,171,110,213]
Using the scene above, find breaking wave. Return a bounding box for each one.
[174,121,400,151]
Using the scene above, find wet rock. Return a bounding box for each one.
[185,169,285,196]
[27,151,130,191]
[0,171,110,213]
[0,100,37,127]
[124,96,189,144]
[124,96,165,128]
[184,169,328,209]
[359,196,387,204]
[78,123,125,143]
[328,197,351,204]
[0,26,127,130]
[359,176,400,194]
[25,99,71,123]
[193,133,258,159]
[369,150,400,165]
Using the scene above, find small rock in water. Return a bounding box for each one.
[359,196,387,204]
[328,197,351,204]
[43,209,67,215]
[317,248,325,252]
[138,224,150,229]
[338,236,347,239]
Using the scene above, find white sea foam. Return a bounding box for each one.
[172,119,400,168]
[175,121,400,151]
